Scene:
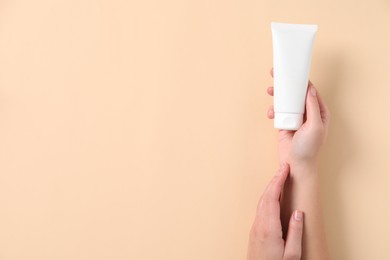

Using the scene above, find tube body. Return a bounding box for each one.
[271,22,317,130]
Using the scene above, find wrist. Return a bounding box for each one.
[289,159,317,170]
[279,157,318,170]
[287,160,319,180]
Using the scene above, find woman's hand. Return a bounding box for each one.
[266,69,330,167]
[247,164,304,260]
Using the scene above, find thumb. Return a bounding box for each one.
[283,210,304,260]
[305,85,322,125]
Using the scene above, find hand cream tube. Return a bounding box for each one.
[271,22,318,130]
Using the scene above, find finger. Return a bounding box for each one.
[255,164,290,237]
[270,68,274,77]
[278,130,294,143]
[262,163,289,202]
[258,164,290,232]
[283,210,304,260]
[316,91,330,126]
[267,105,274,119]
[257,164,289,220]
[305,85,322,125]
[267,86,274,96]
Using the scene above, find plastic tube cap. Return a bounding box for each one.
[274,113,303,130]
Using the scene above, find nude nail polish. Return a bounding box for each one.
[294,210,303,221]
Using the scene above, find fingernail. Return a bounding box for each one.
[294,210,303,222]
[267,109,273,117]
[310,86,317,97]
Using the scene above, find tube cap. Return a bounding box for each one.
[274,113,303,130]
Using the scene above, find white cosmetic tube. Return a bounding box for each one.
[271,22,318,130]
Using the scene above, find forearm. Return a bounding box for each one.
[280,162,328,260]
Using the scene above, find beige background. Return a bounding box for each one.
[0,0,389,259]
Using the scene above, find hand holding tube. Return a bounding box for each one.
[267,69,330,167]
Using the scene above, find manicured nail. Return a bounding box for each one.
[267,109,273,117]
[294,210,303,221]
[310,86,317,97]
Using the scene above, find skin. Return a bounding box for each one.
[247,69,330,260]
[247,164,304,260]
